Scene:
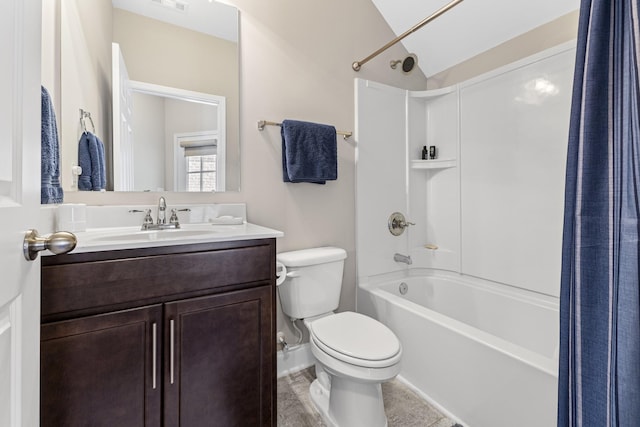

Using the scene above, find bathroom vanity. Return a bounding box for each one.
[39,216,281,427]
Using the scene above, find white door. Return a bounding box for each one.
[0,0,43,426]
[112,42,134,191]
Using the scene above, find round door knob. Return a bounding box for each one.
[23,229,77,261]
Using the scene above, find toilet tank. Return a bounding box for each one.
[276,247,347,320]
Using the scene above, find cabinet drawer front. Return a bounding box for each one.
[42,244,273,318]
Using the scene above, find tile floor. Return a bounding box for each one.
[277,368,460,427]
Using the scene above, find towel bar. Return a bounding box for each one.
[258,120,352,140]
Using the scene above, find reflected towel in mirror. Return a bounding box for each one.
[78,131,106,191]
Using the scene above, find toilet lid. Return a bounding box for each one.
[310,312,401,362]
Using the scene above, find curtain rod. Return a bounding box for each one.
[352,0,464,72]
[258,120,353,140]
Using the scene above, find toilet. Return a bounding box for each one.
[276,247,402,427]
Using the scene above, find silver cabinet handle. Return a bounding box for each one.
[170,319,175,385]
[152,322,157,390]
[23,229,77,261]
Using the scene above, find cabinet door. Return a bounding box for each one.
[41,305,163,427]
[164,286,274,427]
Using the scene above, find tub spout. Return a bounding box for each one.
[394,253,412,265]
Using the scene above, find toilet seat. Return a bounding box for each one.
[309,312,401,368]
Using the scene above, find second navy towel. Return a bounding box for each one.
[281,119,337,184]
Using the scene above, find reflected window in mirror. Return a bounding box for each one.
[187,156,216,192]
[176,131,223,192]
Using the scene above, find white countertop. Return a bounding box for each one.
[46,222,283,255]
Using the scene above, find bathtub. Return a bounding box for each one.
[357,270,559,427]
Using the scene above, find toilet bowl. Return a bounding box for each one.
[306,312,401,427]
[276,247,402,427]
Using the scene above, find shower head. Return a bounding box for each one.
[390,54,418,73]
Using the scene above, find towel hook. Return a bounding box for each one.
[79,108,96,133]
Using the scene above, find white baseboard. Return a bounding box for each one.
[277,343,314,378]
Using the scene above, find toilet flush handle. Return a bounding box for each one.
[275,262,301,286]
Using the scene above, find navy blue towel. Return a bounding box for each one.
[78,131,106,191]
[281,119,337,184]
[41,86,64,204]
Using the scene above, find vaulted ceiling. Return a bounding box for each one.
[370,0,580,76]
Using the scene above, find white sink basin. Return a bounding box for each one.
[60,222,283,254]
[90,228,218,243]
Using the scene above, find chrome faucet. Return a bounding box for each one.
[394,253,412,265]
[131,197,190,230]
[157,196,167,224]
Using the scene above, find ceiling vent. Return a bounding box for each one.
[150,0,189,13]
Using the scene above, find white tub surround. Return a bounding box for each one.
[355,42,574,295]
[355,42,575,426]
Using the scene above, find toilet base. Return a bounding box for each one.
[309,376,388,427]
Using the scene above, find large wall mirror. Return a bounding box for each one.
[56,0,239,195]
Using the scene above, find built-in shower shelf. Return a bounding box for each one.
[411,159,457,170]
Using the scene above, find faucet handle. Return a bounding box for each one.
[169,209,180,227]
[143,209,154,225]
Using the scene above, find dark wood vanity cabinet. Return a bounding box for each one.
[40,239,276,427]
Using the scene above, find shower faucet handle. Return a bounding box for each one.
[388,212,414,236]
